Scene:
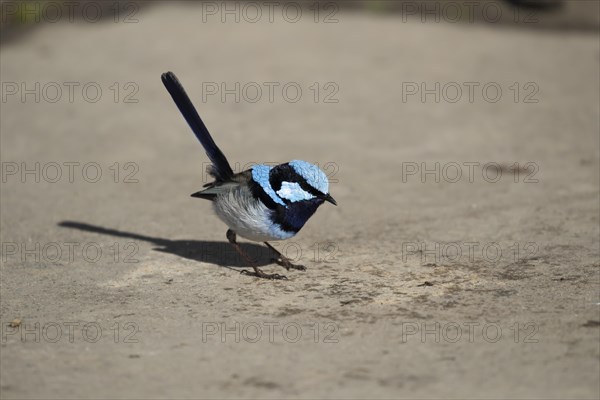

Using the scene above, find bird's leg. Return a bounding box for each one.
[264,241,306,271]
[226,230,287,280]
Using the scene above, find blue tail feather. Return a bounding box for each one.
[161,71,234,182]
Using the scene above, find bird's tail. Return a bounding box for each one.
[161,71,234,182]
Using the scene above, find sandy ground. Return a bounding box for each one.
[1,2,599,399]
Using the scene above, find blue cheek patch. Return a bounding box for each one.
[277,181,315,202]
[289,160,329,194]
[251,164,286,206]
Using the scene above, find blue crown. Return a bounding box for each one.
[289,160,329,194]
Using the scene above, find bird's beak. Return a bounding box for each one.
[323,193,337,206]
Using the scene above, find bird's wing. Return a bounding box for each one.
[190,170,252,201]
[191,181,241,200]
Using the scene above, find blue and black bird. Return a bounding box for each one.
[161,72,336,280]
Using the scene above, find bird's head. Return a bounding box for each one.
[251,160,337,209]
[272,160,337,207]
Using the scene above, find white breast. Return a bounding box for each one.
[212,185,295,242]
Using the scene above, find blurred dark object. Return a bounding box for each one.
[352,0,598,31]
[503,0,563,10]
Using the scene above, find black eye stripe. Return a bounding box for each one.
[269,163,325,197]
[297,179,323,197]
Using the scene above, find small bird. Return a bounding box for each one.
[161,72,337,280]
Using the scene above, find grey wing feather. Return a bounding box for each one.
[190,171,251,201]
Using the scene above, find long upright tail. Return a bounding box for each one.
[161,71,234,182]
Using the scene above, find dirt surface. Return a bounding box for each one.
[1,2,599,399]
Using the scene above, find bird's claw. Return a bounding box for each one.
[288,263,306,271]
[240,269,288,280]
[273,258,306,271]
[265,273,288,280]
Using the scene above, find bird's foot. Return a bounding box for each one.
[263,241,306,272]
[274,258,306,271]
[240,269,288,280]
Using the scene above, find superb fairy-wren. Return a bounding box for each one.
[161,72,336,280]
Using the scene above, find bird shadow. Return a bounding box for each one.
[57,221,278,271]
